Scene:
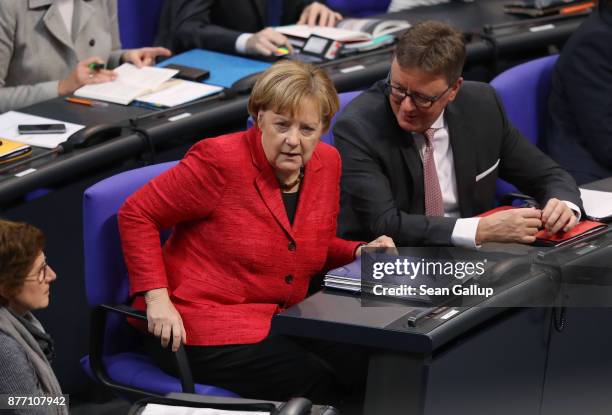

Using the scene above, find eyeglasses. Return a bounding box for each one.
[384,80,452,109]
[24,258,50,284]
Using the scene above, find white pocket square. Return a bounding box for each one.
[475,159,500,182]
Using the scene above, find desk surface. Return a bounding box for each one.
[273,221,612,355]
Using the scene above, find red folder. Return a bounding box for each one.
[478,206,608,247]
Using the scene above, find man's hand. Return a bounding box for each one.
[356,235,396,257]
[246,27,293,56]
[58,57,116,96]
[541,198,579,235]
[298,2,343,27]
[145,288,186,352]
[122,47,172,67]
[476,208,543,245]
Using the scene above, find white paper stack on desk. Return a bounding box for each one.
[75,63,222,107]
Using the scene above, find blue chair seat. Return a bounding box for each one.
[80,354,238,397]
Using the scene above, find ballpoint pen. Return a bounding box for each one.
[65,97,109,107]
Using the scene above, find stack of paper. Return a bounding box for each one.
[324,258,362,292]
[579,188,612,222]
[142,403,269,415]
[276,24,372,42]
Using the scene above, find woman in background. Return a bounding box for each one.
[0,0,171,113]
[0,219,66,415]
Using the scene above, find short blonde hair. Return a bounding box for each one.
[248,60,339,132]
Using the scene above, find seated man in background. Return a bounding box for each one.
[547,0,612,185]
[155,0,342,57]
[335,20,583,247]
[0,0,171,113]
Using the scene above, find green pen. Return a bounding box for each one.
[88,62,105,71]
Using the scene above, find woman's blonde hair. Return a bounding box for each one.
[248,60,339,133]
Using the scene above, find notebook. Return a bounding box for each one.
[74,63,178,105]
[0,138,32,164]
[479,206,608,247]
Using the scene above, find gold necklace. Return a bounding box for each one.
[279,168,304,191]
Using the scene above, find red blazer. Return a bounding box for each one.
[118,127,361,346]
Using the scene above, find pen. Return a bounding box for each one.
[87,62,105,71]
[65,97,109,107]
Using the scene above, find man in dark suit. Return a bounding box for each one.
[335,21,582,247]
[155,0,342,57]
[547,0,612,185]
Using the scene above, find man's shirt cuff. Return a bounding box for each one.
[235,33,253,54]
[451,217,481,248]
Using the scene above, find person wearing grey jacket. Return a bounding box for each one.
[0,219,65,415]
[0,0,171,113]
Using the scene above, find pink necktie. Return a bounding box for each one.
[423,128,445,216]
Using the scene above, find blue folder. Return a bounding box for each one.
[159,49,272,88]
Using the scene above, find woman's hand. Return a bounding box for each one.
[145,288,186,352]
[58,57,116,96]
[121,47,172,67]
[356,235,396,257]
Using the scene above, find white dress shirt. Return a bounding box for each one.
[413,111,580,248]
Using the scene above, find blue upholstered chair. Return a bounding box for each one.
[327,0,391,17]
[80,161,239,400]
[245,90,363,145]
[490,55,559,200]
[117,0,165,48]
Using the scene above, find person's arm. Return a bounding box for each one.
[561,24,612,169]
[334,113,457,246]
[0,334,48,415]
[157,0,244,54]
[118,141,227,351]
[0,4,58,112]
[118,142,226,296]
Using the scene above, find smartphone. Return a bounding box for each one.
[18,124,66,134]
[165,64,210,82]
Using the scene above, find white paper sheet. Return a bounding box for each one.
[141,403,269,415]
[0,111,84,149]
[276,24,371,42]
[579,188,612,221]
[138,80,223,107]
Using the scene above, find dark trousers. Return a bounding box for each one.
[144,334,368,408]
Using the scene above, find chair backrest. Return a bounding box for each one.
[82,161,178,308]
[490,54,559,146]
[321,90,362,145]
[245,90,362,146]
[490,55,559,199]
[327,0,391,17]
[118,0,165,48]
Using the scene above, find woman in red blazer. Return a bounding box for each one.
[118,60,394,403]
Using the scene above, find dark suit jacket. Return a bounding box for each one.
[335,80,582,246]
[155,0,314,54]
[547,10,612,185]
[118,127,360,346]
